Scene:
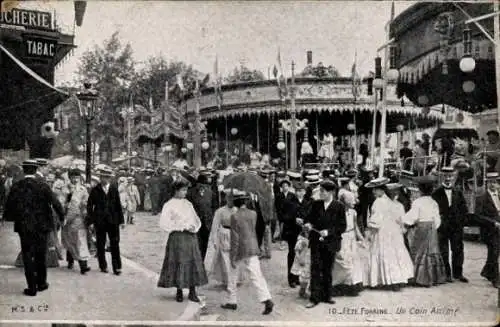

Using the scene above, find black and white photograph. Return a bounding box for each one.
[0,0,498,326]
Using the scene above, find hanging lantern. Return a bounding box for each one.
[181,147,187,153]
[202,133,210,150]
[367,77,374,96]
[186,142,194,150]
[460,25,476,73]
[131,151,138,156]
[373,57,384,89]
[231,127,238,135]
[386,45,399,81]
[165,143,173,152]
[462,80,475,93]
[441,104,446,114]
[277,127,285,151]
[396,124,404,132]
[347,123,356,131]
[417,95,429,106]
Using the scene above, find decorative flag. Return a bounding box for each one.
[214,55,223,109]
[148,94,154,110]
[176,74,185,91]
[351,51,361,98]
[164,81,168,102]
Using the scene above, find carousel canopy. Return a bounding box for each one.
[184,77,443,135]
[391,2,496,112]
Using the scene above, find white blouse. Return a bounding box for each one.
[401,196,441,229]
[159,198,201,233]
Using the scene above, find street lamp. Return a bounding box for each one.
[459,26,476,73]
[76,82,99,184]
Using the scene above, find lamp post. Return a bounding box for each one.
[290,61,298,169]
[76,82,99,184]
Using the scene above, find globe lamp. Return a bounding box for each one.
[231,128,238,136]
[373,78,384,89]
[277,142,286,151]
[186,142,194,150]
[386,69,399,82]
[462,80,475,93]
[181,147,187,153]
[459,56,476,73]
[347,123,356,131]
[202,141,210,150]
[132,151,137,156]
[396,124,404,132]
[165,144,173,152]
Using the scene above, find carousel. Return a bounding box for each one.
[184,58,444,168]
[390,1,500,223]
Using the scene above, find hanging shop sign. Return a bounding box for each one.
[24,36,57,58]
[0,8,53,30]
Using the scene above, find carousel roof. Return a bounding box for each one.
[183,77,443,134]
[390,2,496,112]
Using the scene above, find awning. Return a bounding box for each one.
[0,42,69,150]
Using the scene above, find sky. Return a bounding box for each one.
[14,1,417,86]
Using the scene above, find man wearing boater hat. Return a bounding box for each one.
[431,166,469,283]
[474,172,500,288]
[299,179,346,308]
[87,168,125,275]
[3,160,65,296]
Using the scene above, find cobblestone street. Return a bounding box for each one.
[121,212,499,324]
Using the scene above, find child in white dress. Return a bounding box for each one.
[290,230,310,299]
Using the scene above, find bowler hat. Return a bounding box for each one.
[279,179,291,187]
[293,181,306,190]
[365,177,390,189]
[68,168,81,178]
[320,179,337,192]
[414,175,437,186]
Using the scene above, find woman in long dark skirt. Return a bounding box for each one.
[158,180,208,302]
[401,176,447,287]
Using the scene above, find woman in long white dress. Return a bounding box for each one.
[364,177,414,291]
[204,189,237,286]
[332,191,365,296]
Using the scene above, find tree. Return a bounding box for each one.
[76,31,135,149]
[225,66,265,83]
[300,62,340,78]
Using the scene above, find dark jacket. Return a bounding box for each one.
[474,191,500,241]
[87,182,124,226]
[3,176,64,235]
[305,199,347,252]
[432,186,469,232]
[187,182,214,230]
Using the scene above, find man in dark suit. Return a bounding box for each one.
[187,172,214,260]
[275,179,301,287]
[432,166,470,283]
[87,168,125,275]
[474,172,500,288]
[3,160,65,296]
[300,179,346,308]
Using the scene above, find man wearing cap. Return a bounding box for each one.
[432,166,470,283]
[474,172,500,288]
[3,160,65,296]
[223,190,274,315]
[485,130,500,173]
[300,179,346,308]
[87,168,125,275]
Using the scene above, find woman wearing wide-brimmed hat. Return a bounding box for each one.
[364,177,414,291]
[157,178,208,302]
[401,176,447,287]
[61,169,91,274]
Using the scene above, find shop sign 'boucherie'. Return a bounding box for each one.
[0,8,53,30]
[25,37,57,58]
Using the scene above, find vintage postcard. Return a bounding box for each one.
[0,0,498,326]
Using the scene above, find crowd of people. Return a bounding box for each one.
[1,129,499,315]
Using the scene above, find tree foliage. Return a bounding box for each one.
[225,66,265,84]
[300,62,340,78]
[76,31,135,143]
